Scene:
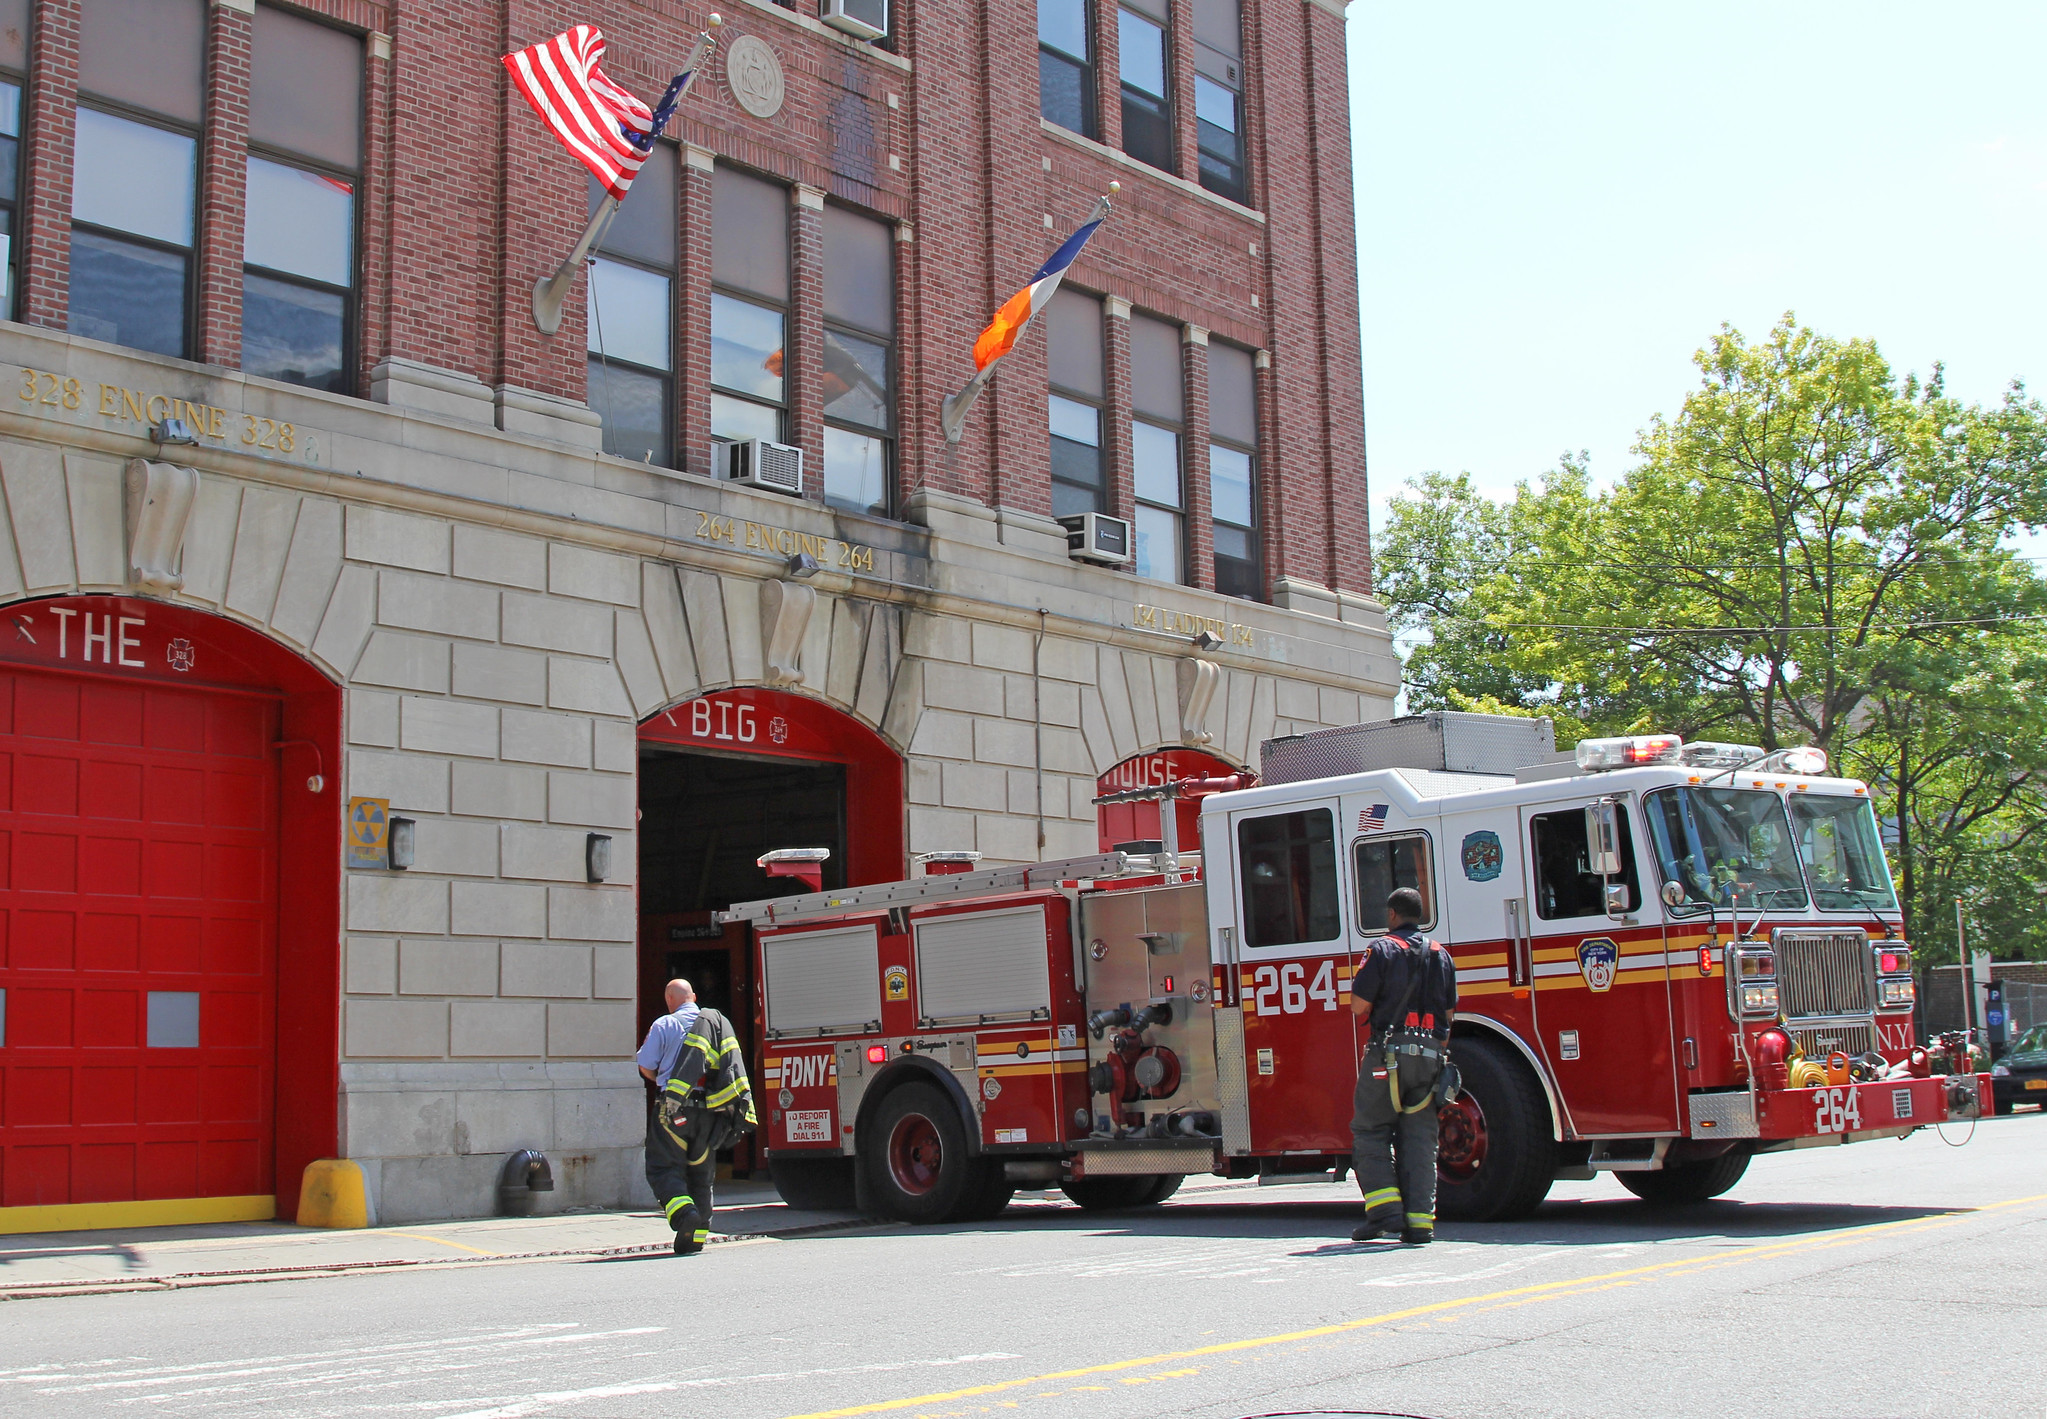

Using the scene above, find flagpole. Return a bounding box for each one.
[531,16,721,335]
[941,186,1115,445]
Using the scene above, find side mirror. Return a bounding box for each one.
[1660,880,1686,909]
[1604,882,1630,916]
[1585,800,1622,877]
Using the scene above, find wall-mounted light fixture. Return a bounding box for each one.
[388,816,416,870]
[586,833,613,883]
[1190,629,1222,651]
[150,416,199,447]
[784,551,820,579]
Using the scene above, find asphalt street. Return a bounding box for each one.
[3,1114,2042,1419]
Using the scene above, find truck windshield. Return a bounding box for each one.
[1788,794,1898,911]
[1643,786,1809,914]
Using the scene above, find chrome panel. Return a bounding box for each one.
[1687,1089,1759,1139]
[1773,928,1876,1019]
[1214,1005,1252,1153]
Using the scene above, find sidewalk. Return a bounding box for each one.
[0,1174,1266,1301]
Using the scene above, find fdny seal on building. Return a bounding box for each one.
[1460,830,1503,882]
[1577,937,1620,993]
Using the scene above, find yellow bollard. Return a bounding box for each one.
[297,1158,370,1229]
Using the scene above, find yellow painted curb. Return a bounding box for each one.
[297,1158,371,1229]
[0,1194,275,1236]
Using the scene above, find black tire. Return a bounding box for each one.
[1435,1035,1557,1223]
[956,1160,1017,1222]
[1619,1150,1749,1204]
[862,1081,978,1224]
[1143,1174,1183,1204]
[1061,1175,1165,1210]
[768,1154,858,1211]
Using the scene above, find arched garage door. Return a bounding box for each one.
[0,596,339,1227]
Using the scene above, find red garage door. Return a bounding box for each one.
[0,663,278,1209]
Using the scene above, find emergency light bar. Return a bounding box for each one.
[1575,734,1682,770]
[1679,741,1764,769]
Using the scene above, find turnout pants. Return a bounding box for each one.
[1350,1048,1442,1232]
[645,1099,716,1243]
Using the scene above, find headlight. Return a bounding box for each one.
[1880,978,1916,1008]
[1731,947,1776,979]
[1740,982,1780,1015]
[1992,1064,2010,1077]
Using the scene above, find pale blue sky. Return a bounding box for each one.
[1346,2,2047,548]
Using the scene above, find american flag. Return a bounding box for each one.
[1357,804,1389,833]
[504,26,655,201]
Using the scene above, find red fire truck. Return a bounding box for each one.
[719,712,1989,1224]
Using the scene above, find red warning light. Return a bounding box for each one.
[1160,976,1175,994]
[1880,952,1899,974]
[866,1044,888,1065]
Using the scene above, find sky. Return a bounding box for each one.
[1345,2,2047,550]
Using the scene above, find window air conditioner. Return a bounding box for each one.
[1057,512,1132,566]
[720,437,805,496]
[820,0,887,41]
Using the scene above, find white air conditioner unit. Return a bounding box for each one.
[820,0,887,41]
[1057,512,1132,566]
[720,437,805,496]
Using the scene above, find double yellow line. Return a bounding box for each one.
[781,1193,2046,1418]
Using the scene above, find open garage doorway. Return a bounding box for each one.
[636,689,903,1176]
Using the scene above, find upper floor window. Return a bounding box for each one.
[586,150,677,466]
[244,5,362,394]
[710,165,789,446]
[1129,313,1184,583]
[69,0,204,360]
[1037,0,1095,139]
[1192,0,1246,203]
[1208,340,1260,599]
[0,0,24,317]
[821,203,894,517]
[1045,288,1105,518]
[1117,2,1173,173]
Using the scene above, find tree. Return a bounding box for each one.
[1376,317,2047,956]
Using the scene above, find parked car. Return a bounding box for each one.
[1991,1024,2047,1114]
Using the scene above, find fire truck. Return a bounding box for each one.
[717,711,1990,1224]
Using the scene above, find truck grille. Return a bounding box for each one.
[1775,930,1875,1018]
[1788,1022,1875,1058]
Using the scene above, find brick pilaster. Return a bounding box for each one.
[1102,295,1133,526]
[1181,322,1212,591]
[1169,0,1197,181]
[1254,345,1282,598]
[889,219,919,508]
[356,27,393,397]
[788,184,825,496]
[17,0,80,330]
[194,0,253,369]
[1092,0,1122,151]
[677,144,715,480]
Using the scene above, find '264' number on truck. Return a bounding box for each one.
[1813,1086,1862,1134]
[1252,961,1341,1015]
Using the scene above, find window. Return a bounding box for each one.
[1355,833,1435,933]
[1038,0,1094,138]
[0,0,22,316]
[1046,289,1105,518]
[586,150,677,466]
[1208,341,1259,599]
[711,166,790,446]
[243,6,362,393]
[1117,3,1173,173]
[1788,795,1897,912]
[1529,807,1641,920]
[1644,787,1809,915]
[1238,808,1340,948]
[822,204,894,516]
[1129,314,1184,583]
[1191,0,1246,203]
[70,0,205,359]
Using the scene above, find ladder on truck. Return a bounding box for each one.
[714,851,1154,927]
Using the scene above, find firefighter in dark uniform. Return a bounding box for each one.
[1348,887,1458,1245]
[636,978,756,1256]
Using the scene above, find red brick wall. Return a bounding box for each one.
[9,0,1373,594]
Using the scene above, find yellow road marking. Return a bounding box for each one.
[780,1193,2047,1418]
[372,1230,502,1257]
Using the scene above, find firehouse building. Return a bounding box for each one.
[0,0,1392,1228]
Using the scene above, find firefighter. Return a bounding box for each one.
[635,978,756,1256]
[1347,887,1458,1245]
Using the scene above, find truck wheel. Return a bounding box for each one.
[864,1082,977,1224]
[1143,1174,1183,1204]
[1619,1151,1748,1205]
[768,1154,857,1211]
[1435,1035,1556,1222]
[1061,1175,1163,1210]
[956,1161,1016,1222]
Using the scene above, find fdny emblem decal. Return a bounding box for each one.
[1577,937,1620,993]
[884,964,910,1002]
[1461,830,1503,882]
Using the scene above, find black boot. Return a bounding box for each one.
[1400,1227,1434,1246]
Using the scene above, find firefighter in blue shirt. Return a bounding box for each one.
[636,979,756,1256]
[1347,887,1458,1245]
